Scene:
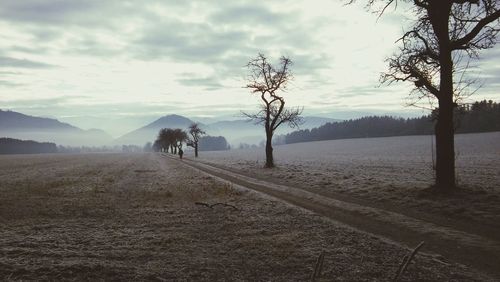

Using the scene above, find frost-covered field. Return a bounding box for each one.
[199,132,500,227]
[1,153,489,280]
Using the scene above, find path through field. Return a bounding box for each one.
[169,153,500,279]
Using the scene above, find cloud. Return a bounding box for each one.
[0,96,86,108]
[0,0,496,125]
[134,19,252,63]
[0,56,57,69]
[0,80,24,88]
[210,3,289,26]
[177,75,224,91]
[0,0,132,27]
[334,84,384,99]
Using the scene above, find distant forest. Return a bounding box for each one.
[199,136,230,151]
[285,100,500,144]
[0,138,57,154]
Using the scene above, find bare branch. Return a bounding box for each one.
[452,9,500,50]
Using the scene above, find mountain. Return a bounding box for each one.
[0,110,79,131]
[117,114,341,146]
[0,110,113,146]
[115,114,195,145]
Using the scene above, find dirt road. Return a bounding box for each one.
[166,154,500,279]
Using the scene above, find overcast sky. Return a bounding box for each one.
[1,0,499,135]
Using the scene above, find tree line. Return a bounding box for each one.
[284,100,500,144]
[153,128,187,155]
[0,138,57,154]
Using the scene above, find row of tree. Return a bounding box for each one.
[153,123,230,157]
[284,100,500,144]
[153,128,188,155]
[0,138,159,155]
[284,116,432,144]
[455,100,500,133]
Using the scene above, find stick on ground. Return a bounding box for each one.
[311,251,325,282]
[393,241,425,281]
[195,202,239,211]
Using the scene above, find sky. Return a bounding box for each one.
[0,0,499,136]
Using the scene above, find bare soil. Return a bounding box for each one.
[0,153,492,280]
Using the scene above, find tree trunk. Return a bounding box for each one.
[435,75,456,192]
[195,143,199,157]
[265,131,274,168]
[432,5,456,192]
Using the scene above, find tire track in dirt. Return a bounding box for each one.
[160,154,500,279]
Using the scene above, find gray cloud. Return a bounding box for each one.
[0,56,57,69]
[0,71,21,75]
[1,1,334,92]
[0,0,140,27]
[335,85,383,99]
[0,80,24,88]
[177,75,224,91]
[0,1,98,24]
[210,4,288,26]
[0,96,89,108]
[134,19,252,62]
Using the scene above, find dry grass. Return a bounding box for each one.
[0,153,492,281]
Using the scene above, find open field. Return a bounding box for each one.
[199,132,500,229]
[0,153,493,280]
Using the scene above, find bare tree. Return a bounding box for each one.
[351,0,500,192]
[187,123,206,157]
[243,53,303,168]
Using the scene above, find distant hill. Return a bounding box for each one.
[115,114,196,145]
[0,110,113,146]
[117,115,340,146]
[0,110,78,131]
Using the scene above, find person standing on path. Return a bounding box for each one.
[178,147,184,159]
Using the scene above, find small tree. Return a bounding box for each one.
[243,53,303,168]
[187,123,206,157]
[350,0,500,192]
[157,128,171,152]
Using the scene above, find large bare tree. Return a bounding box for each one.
[351,0,500,192]
[187,123,206,157]
[243,53,303,168]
